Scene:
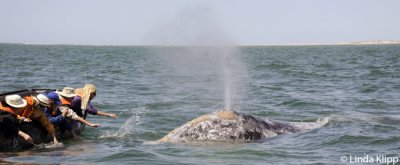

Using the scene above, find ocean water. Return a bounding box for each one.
[0,44,400,164]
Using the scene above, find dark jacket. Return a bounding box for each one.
[0,110,20,137]
[43,107,72,131]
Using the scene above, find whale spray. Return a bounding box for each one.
[145,5,248,111]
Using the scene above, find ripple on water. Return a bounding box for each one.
[1,44,400,164]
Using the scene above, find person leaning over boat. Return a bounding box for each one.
[45,92,99,138]
[17,94,59,144]
[71,84,117,119]
[56,87,76,107]
[0,95,34,144]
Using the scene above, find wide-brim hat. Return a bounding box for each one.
[56,87,77,98]
[36,94,50,106]
[5,95,27,108]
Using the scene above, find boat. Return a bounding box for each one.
[0,89,82,150]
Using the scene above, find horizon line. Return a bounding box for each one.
[1,40,400,47]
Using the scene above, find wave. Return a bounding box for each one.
[290,116,330,131]
[34,142,65,150]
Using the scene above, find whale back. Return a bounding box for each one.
[158,111,304,142]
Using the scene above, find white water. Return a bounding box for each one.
[290,116,331,131]
[99,107,146,139]
[34,142,64,150]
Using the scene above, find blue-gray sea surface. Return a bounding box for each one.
[0,44,399,164]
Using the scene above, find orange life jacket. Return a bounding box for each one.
[21,96,36,117]
[59,96,72,106]
[0,102,17,115]
[75,88,83,97]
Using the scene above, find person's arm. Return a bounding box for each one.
[2,112,34,144]
[44,108,66,125]
[61,108,99,127]
[85,102,98,115]
[70,96,83,116]
[34,109,58,144]
[49,115,64,124]
[17,115,32,123]
[18,131,33,144]
[86,102,117,118]
[75,115,100,127]
[96,111,117,118]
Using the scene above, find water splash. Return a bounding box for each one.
[34,142,64,150]
[290,116,331,131]
[99,107,147,139]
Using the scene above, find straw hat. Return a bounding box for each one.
[5,95,27,108]
[36,94,50,106]
[56,87,77,98]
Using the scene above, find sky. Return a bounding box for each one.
[0,0,399,45]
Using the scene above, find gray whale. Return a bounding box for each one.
[158,110,328,143]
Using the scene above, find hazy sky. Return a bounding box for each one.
[1,0,399,45]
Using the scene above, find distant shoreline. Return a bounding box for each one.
[337,40,400,45]
[1,40,399,47]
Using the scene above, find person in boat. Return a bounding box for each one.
[0,95,34,144]
[55,87,77,108]
[71,84,117,119]
[44,92,99,138]
[17,94,59,144]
